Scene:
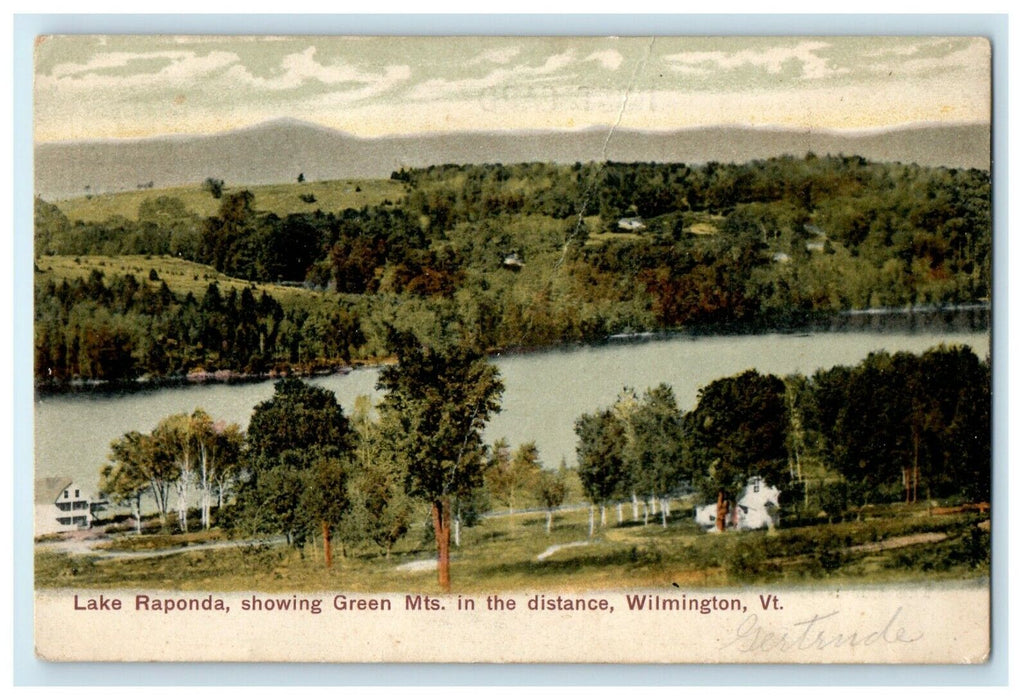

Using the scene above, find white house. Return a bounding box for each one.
[694,476,781,532]
[617,217,646,231]
[35,477,97,535]
[502,252,525,270]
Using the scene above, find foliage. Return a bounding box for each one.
[235,378,355,548]
[574,408,626,508]
[36,156,991,386]
[627,383,689,502]
[686,370,790,503]
[811,345,990,503]
[376,325,504,588]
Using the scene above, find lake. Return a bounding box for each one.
[35,328,990,494]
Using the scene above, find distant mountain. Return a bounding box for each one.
[34,119,991,201]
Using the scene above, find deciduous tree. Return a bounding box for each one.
[376,328,503,590]
[686,370,789,531]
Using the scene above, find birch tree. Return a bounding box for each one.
[629,384,688,527]
[575,408,625,537]
[534,467,569,535]
[152,413,196,533]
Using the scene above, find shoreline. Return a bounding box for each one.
[34,304,992,395]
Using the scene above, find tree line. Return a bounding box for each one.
[574,344,990,533]
[34,271,363,382]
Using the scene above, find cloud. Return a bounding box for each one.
[861,37,956,58]
[585,49,623,71]
[665,41,843,81]
[41,50,241,90]
[408,49,577,100]
[223,46,411,94]
[861,38,990,79]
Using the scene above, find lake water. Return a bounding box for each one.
[35,328,990,494]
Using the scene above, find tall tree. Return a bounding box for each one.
[243,377,354,565]
[628,383,687,527]
[575,408,626,536]
[686,370,789,531]
[377,328,503,591]
[100,431,155,534]
[247,377,353,461]
[152,413,197,533]
[485,439,542,516]
[189,410,244,529]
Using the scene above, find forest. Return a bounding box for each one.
[34,155,991,384]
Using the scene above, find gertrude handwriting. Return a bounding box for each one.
[721,607,924,653]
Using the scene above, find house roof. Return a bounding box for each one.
[34,477,74,505]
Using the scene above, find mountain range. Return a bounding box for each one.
[34,118,991,201]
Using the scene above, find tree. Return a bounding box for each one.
[575,408,626,536]
[686,370,789,531]
[628,384,687,527]
[819,346,991,505]
[484,439,515,513]
[210,422,244,511]
[242,377,354,565]
[484,439,542,516]
[189,411,244,530]
[247,377,353,461]
[203,177,225,199]
[340,395,416,558]
[534,468,569,535]
[376,328,503,591]
[300,453,351,567]
[100,431,154,534]
[151,413,197,532]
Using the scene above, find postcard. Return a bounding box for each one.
[32,35,992,663]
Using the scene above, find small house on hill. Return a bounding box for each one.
[502,252,525,270]
[35,477,98,535]
[617,217,646,231]
[695,476,781,531]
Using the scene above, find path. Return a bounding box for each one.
[37,533,286,561]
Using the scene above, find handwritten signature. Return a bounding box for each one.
[720,607,924,653]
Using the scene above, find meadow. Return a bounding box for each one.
[35,502,989,594]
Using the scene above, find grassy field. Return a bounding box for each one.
[52,179,408,222]
[35,502,989,593]
[35,254,346,314]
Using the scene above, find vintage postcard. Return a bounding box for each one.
[32,35,992,663]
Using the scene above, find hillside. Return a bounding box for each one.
[51,178,405,223]
[35,120,991,200]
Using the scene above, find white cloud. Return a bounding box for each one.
[862,37,956,58]
[665,41,843,81]
[223,47,411,93]
[408,49,576,100]
[41,50,241,90]
[585,49,623,71]
[864,38,990,78]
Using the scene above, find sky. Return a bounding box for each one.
[33,35,992,143]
